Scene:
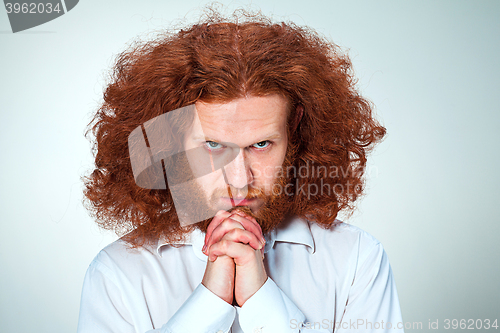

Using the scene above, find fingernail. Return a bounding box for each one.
[258,244,262,250]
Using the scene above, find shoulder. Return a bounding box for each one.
[97,237,153,260]
[307,220,392,286]
[308,220,382,254]
[305,219,389,274]
[87,237,159,280]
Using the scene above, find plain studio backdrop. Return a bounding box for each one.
[1,1,499,332]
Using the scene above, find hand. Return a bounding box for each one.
[203,210,266,254]
[203,210,268,306]
[201,211,236,304]
[201,254,235,304]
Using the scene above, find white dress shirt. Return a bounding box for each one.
[77,218,404,333]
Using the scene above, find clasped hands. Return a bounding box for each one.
[201,209,268,307]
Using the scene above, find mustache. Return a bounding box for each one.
[211,185,266,200]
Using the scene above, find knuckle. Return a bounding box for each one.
[220,240,229,250]
[230,228,247,240]
[227,228,239,237]
[224,218,244,230]
[220,219,233,230]
[215,209,228,216]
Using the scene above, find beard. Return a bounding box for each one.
[170,146,296,235]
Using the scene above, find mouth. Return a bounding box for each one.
[220,197,256,206]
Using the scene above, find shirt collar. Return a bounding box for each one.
[156,216,315,260]
[264,216,315,254]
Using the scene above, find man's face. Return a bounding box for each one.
[183,94,289,218]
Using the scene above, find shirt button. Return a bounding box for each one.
[216,331,223,333]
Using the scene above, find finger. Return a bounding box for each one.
[218,226,263,251]
[208,239,255,263]
[204,210,231,252]
[204,217,245,253]
[227,212,265,243]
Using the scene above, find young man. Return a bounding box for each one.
[78,11,404,333]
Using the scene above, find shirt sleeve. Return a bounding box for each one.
[336,242,405,333]
[77,259,236,333]
[236,277,306,333]
[160,283,236,333]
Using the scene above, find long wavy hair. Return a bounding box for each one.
[84,10,386,247]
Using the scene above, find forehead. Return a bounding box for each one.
[192,95,289,146]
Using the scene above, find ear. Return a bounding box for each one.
[291,104,304,132]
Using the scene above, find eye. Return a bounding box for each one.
[252,141,271,149]
[204,141,224,151]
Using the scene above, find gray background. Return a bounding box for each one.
[1,0,498,332]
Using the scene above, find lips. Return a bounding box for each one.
[220,197,255,206]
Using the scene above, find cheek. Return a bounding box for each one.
[253,153,287,187]
[193,169,224,193]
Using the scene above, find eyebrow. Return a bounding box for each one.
[192,133,282,145]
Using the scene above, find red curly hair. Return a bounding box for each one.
[84,10,386,247]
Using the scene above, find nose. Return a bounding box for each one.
[223,148,253,190]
